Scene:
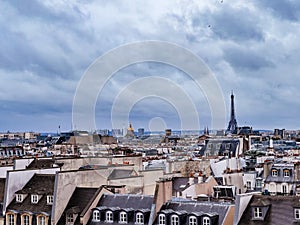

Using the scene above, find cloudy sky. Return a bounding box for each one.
[1,0,300,132]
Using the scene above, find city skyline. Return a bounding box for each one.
[1,1,300,132]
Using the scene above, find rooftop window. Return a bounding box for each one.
[295,208,300,220]
[203,216,210,225]
[92,211,100,222]
[271,169,278,177]
[119,212,127,224]
[31,195,38,204]
[158,214,165,225]
[253,207,262,219]
[16,194,23,203]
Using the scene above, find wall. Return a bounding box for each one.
[108,176,144,194]
[80,188,112,225]
[56,155,143,171]
[3,167,59,215]
[166,159,211,176]
[223,173,245,194]
[51,168,109,225]
[0,166,13,178]
[140,169,164,195]
[242,172,257,191]
[233,192,260,225]
[14,158,34,170]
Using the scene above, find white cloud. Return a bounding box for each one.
[1,0,300,131]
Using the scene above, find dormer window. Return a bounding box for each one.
[31,194,38,204]
[253,207,262,218]
[119,212,127,224]
[284,169,290,177]
[135,212,144,224]
[295,208,300,220]
[171,215,179,225]
[271,169,278,177]
[16,194,23,203]
[189,216,197,225]
[47,195,53,205]
[92,211,100,222]
[203,216,210,225]
[105,211,113,223]
[66,213,74,225]
[158,214,165,225]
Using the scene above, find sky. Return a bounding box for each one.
[1,0,300,132]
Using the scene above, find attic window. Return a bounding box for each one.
[119,212,127,224]
[135,212,144,224]
[271,169,278,177]
[203,216,210,225]
[158,214,165,225]
[189,216,197,225]
[66,214,74,225]
[105,211,113,223]
[92,211,100,222]
[295,208,300,220]
[31,195,38,204]
[253,207,262,219]
[284,169,290,177]
[171,215,179,225]
[16,194,23,203]
[47,195,53,205]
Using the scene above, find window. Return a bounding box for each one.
[7,214,15,225]
[16,194,23,203]
[47,195,53,205]
[254,207,262,218]
[135,212,144,224]
[282,184,288,194]
[225,143,231,149]
[31,195,38,204]
[171,215,179,225]
[66,214,73,225]
[119,212,127,224]
[271,169,278,177]
[38,216,45,225]
[295,208,300,219]
[158,214,165,225]
[203,216,210,225]
[106,211,113,223]
[246,181,251,190]
[92,211,100,221]
[22,215,30,225]
[256,179,262,188]
[189,216,197,225]
[284,170,290,177]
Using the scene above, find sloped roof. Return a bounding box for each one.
[96,194,153,211]
[57,187,99,225]
[7,174,55,214]
[160,201,232,225]
[238,195,300,225]
[27,158,57,169]
[0,178,6,202]
[108,169,137,180]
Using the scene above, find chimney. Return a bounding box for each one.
[198,176,203,183]
[263,161,273,179]
[188,177,195,186]
[153,178,172,215]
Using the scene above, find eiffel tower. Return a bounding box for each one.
[226,91,238,134]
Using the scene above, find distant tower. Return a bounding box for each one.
[226,91,238,134]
